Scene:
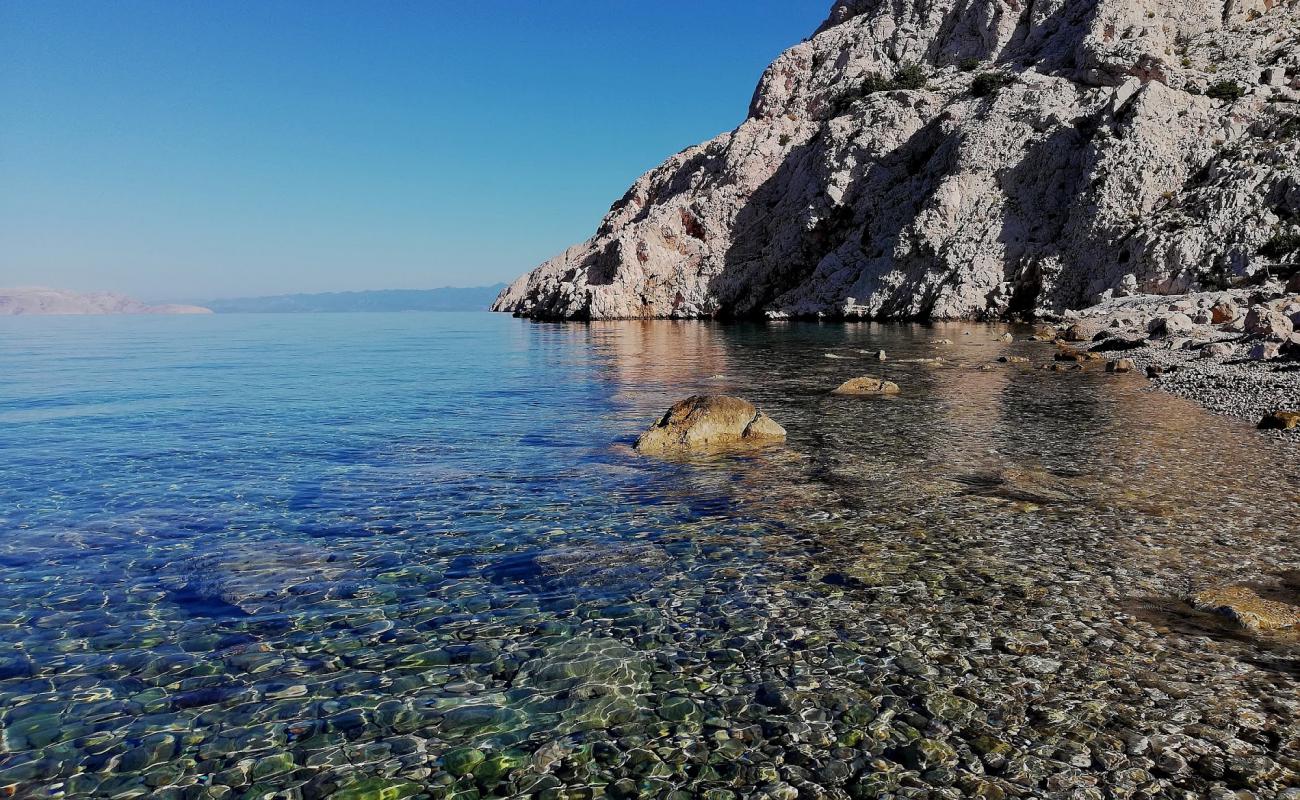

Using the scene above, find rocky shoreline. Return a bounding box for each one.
[1044,280,1300,439]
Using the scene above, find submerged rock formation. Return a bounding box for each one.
[495,0,1300,321]
[1192,584,1300,630]
[0,287,212,315]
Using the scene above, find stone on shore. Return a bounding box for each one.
[634,395,786,454]
[832,377,901,396]
[1244,308,1294,339]
[1147,313,1195,338]
[1210,302,1238,324]
[1055,345,1085,362]
[1060,324,1090,342]
[1106,359,1135,373]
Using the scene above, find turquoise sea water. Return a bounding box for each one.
[1,312,1298,799]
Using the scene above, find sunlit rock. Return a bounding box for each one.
[634,395,785,454]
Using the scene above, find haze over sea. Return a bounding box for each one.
[1,311,1297,798]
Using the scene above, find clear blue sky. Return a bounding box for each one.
[0,1,827,301]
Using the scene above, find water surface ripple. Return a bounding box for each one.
[0,312,1297,799]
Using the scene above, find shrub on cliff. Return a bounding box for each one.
[892,63,929,90]
[970,72,1014,98]
[1260,230,1300,260]
[1205,80,1245,101]
[832,63,931,114]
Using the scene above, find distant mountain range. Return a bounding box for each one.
[0,287,212,316]
[204,284,507,313]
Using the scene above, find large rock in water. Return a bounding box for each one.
[1191,585,1300,631]
[494,0,1300,321]
[831,377,901,395]
[634,395,786,454]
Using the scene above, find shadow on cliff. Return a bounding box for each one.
[995,113,1111,313]
[995,125,1092,314]
[698,0,1113,320]
[708,112,969,319]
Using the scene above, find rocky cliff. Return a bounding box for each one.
[0,288,212,316]
[495,0,1300,321]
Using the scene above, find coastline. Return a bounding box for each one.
[1053,284,1300,441]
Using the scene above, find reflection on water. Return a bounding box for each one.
[0,312,1297,799]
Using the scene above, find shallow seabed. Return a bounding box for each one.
[0,312,1297,800]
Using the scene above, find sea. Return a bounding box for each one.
[1,311,1297,798]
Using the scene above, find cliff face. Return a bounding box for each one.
[495,0,1300,320]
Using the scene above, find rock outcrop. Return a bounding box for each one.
[634,395,786,454]
[0,287,212,316]
[495,0,1300,321]
[831,376,902,395]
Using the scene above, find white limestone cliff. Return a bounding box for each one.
[495,0,1300,320]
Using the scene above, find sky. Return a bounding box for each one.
[0,1,828,301]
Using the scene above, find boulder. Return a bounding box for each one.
[832,377,902,396]
[1147,313,1195,338]
[1244,307,1294,338]
[634,395,786,454]
[1054,345,1086,362]
[1060,324,1090,342]
[998,356,1029,364]
[1201,342,1233,358]
[1093,335,1146,351]
[1258,410,1300,430]
[1222,315,1247,333]
[1105,359,1135,373]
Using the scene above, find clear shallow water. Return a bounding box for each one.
[0,312,1298,800]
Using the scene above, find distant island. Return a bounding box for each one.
[204,284,507,313]
[0,287,212,316]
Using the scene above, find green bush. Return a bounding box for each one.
[970,72,1014,98]
[830,62,932,115]
[860,73,891,94]
[1204,80,1245,101]
[892,63,929,90]
[1259,230,1300,260]
[958,57,982,72]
